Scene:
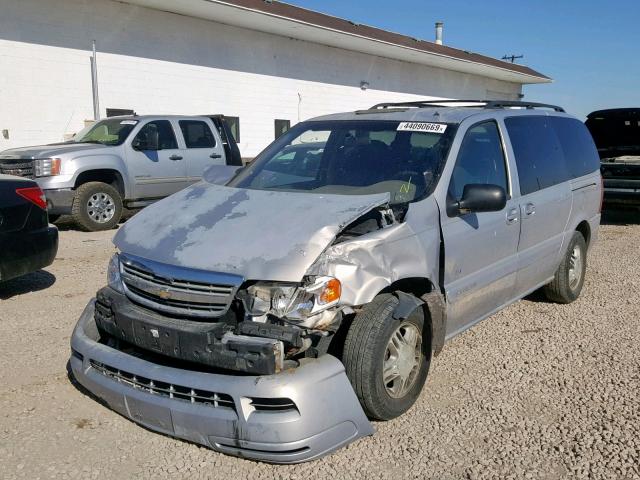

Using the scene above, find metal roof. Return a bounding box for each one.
[121,0,551,84]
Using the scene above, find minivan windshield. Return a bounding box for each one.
[72,118,138,146]
[229,120,456,204]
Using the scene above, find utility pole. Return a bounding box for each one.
[90,40,100,121]
[502,54,524,64]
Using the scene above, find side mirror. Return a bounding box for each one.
[454,184,506,215]
[132,138,145,151]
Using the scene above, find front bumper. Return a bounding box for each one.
[69,300,374,463]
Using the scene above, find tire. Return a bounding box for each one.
[543,231,587,304]
[343,293,430,420]
[71,182,123,232]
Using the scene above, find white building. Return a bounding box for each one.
[0,0,550,157]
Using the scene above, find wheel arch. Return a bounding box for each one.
[379,277,447,357]
[575,220,591,247]
[74,169,125,197]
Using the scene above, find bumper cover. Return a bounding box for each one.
[0,226,58,282]
[70,300,374,463]
[44,188,74,215]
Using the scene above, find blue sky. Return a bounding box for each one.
[286,0,640,119]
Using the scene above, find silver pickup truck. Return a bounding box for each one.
[0,115,242,231]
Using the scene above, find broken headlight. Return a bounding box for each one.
[107,254,124,294]
[241,277,342,322]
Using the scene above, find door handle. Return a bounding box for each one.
[524,203,536,216]
[169,154,183,160]
[506,207,519,225]
[209,153,222,159]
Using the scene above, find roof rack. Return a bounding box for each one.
[369,99,565,112]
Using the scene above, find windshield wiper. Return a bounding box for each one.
[75,140,105,145]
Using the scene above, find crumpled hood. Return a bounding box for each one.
[114,182,390,282]
[0,142,107,161]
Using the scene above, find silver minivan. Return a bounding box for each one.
[69,100,602,463]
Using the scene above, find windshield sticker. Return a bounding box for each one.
[120,120,138,125]
[397,122,447,134]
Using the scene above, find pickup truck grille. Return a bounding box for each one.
[119,255,242,319]
[0,161,34,179]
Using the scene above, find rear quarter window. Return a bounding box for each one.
[551,117,600,178]
[505,116,568,195]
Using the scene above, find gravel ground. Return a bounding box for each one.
[1,210,639,480]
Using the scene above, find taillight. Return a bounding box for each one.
[599,176,604,213]
[16,186,47,210]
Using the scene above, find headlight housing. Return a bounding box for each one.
[34,158,61,177]
[107,254,124,294]
[241,276,342,322]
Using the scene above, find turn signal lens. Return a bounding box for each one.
[319,278,341,305]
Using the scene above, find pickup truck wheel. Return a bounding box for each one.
[343,293,430,420]
[71,182,123,232]
[544,231,587,304]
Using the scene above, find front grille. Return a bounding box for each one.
[0,161,34,179]
[119,256,241,319]
[90,360,235,410]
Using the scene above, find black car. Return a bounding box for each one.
[0,174,58,282]
[586,108,640,205]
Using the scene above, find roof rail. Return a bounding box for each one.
[369,99,565,112]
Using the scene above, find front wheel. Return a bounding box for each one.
[343,293,430,420]
[543,231,587,303]
[71,182,123,232]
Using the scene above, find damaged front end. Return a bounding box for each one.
[70,301,373,464]
[69,184,416,462]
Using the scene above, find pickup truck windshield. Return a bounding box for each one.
[72,118,138,146]
[230,120,456,204]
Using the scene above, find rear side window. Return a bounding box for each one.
[505,116,568,195]
[551,117,600,178]
[179,120,216,148]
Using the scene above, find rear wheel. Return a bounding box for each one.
[71,182,123,232]
[543,231,587,303]
[343,293,430,420]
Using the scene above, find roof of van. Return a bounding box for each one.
[310,104,569,124]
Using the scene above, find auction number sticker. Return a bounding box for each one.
[120,120,138,125]
[397,122,447,134]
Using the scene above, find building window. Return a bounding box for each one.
[274,119,291,139]
[225,116,240,143]
[106,108,135,117]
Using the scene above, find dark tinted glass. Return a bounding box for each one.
[179,120,216,148]
[505,116,568,195]
[135,120,178,149]
[448,121,508,200]
[275,119,291,139]
[551,117,600,177]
